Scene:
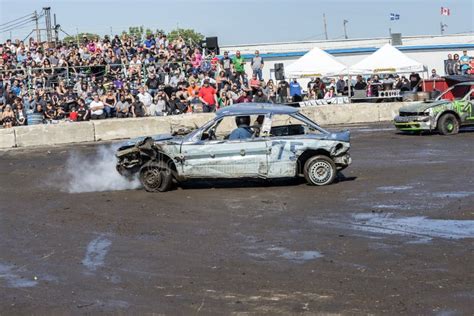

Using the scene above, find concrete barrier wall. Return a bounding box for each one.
[93,117,171,141]
[0,128,16,148]
[0,102,407,149]
[15,122,95,147]
[378,102,411,122]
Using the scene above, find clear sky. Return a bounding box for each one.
[1,0,473,44]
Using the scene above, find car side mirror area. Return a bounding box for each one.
[201,132,209,141]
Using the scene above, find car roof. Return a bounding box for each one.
[454,81,474,86]
[216,103,299,116]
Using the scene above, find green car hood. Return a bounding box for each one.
[399,100,450,113]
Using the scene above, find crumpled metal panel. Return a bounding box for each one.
[116,108,352,181]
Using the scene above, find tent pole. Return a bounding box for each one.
[347,72,351,103]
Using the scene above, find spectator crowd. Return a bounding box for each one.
[0,31,472,129]
[0,33,280,128]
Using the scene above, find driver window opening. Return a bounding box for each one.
[270,114,322,137]
[201,115,265,141]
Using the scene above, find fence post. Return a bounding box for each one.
[27,66,32,90]
[66,66,70,86]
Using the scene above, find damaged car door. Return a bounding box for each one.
[180,116,268,178]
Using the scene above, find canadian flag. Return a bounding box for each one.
[441,7,450,16]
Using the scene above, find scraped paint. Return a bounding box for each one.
[0,263,37,288]
[82,235,112,272]
[431,191,474,198]
[377,185,413,192]
[266,246,323,262]
[351,213,474,241]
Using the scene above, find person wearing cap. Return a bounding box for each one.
[198,80,217,113]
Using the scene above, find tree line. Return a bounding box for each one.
[63,27,204,45]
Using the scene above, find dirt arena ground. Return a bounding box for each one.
[0,124,473,315]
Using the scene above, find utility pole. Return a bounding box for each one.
[43,7,52,43]
[34,10,41,43]
[343,19,348,39]
[53,13,59,43]
[323,13,328,40]
[440,22,447,35]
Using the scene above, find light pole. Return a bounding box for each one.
[343,19,349,39]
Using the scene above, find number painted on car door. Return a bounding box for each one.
[266,140,304,177]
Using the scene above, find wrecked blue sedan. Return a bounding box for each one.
[116,103,351,192]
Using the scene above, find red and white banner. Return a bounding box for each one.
[441,7,450,16]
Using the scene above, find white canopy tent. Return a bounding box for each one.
[284,46,347,78]
[348,43,426,74]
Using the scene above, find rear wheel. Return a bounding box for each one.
[437,113,459,135]
[139,161,173,192]
[304,155,337,186]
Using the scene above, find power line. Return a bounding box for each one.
[300,32,326,41]
[0,13,42,31]
[0,18,37,33]
[0,12,35,28]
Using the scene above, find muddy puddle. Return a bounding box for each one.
[314,213,474,243]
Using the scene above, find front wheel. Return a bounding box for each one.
[139,161,173,192]
[304,155,337,186]
[437,113,459,135]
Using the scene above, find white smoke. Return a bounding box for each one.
[61,145,141,193]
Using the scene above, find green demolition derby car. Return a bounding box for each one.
[394,81,474,135]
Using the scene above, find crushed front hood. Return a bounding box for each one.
[302,130,350,143]
[399,100,450,113]
[122,133,179,146]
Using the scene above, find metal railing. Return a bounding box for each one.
[0,58,216,90]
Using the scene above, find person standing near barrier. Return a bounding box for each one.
[453,54,461,75]
[232,51,246,82]
[277,79,290,103]
[220,51,233,78]
[444,54,456,75]
[199,80,217,112]
[336,76,345,95]
[251,50,264,81]
[289,78,302,102]
[313,78,326,99]
[460,50,472,75]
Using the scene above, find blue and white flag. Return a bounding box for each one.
[390,13,400,21]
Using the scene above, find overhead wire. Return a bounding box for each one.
[0,12,35,27]
[0,11,44,36]
[0,18,37,33]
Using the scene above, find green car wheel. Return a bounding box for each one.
[437,113,459,135]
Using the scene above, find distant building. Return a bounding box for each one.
[221,33,474,80]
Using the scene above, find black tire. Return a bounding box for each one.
[437,113,459,135]
[303,155,337,186]
[139,161,173,192]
